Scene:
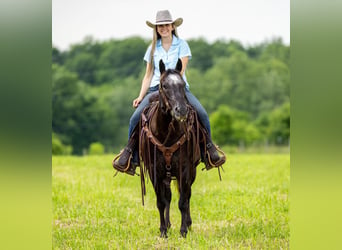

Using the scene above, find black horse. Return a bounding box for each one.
[139,59,202,238]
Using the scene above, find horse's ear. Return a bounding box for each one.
[175,59,182,72]
[159,60,165,75]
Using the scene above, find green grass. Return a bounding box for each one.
[53,154,289,249]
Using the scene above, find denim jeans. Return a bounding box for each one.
[128,86,211,138]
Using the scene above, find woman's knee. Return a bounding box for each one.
[196,105,208,117]
[191,101,209,120]
[129,110,141,127]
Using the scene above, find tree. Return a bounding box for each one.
[187,38,213,71]
[89,142,105,155]
[52,37,290,153]
[52,47,65,65]
[52,133,72,155]
[246,43,266,59]
[52,64,106,154]
[197,57,232,114]
[65,52,97,84]
[210,105,259,146]
[267,101,290,145]
[260,38,290,66]
[96,37,148,84]
[63,36,103,84]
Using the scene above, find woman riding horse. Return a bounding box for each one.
[113,10,225,175]
[139,59,201,237]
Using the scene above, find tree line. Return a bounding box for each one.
[52,36,290,155]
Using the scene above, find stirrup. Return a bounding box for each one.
[202,145,226,170]
[112,150,134,174]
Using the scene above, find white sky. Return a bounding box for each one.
[52,0,290,51]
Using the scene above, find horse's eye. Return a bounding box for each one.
[162,84,168,89]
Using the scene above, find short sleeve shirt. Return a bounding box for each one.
[143,35,192,88]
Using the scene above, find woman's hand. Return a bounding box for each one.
[133,97,142,108]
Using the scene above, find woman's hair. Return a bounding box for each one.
[147,25,179,75]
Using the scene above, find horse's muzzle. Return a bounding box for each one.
[172,104,188,122]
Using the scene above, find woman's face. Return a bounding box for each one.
[156,24,174,38]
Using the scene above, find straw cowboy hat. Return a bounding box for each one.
[146,10,183,28]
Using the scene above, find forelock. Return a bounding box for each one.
[168,74,180,83]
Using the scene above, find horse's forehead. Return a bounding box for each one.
[165,74,182,85]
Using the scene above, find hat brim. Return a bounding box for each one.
[146,18,183,28]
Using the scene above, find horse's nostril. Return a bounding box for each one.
[175,105,186,115]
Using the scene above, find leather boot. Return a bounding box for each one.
[112,130,139,176]
[203,131,226,170]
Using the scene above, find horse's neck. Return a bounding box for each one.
[151,107,183,145]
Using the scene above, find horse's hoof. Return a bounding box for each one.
[160,232,168,238]
[180,230,187,238]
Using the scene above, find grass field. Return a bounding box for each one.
[52,153,289,249]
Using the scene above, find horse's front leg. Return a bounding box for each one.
[186,188,192,229]
[178,183,191,237]
[186,164,196,229]
[165,183,172,229]
[156,184,168,237]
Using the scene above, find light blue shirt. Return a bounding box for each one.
[143,35,192,88]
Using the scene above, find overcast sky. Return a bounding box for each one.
[52,0,290,51]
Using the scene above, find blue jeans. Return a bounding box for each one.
[128,85,211,138]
